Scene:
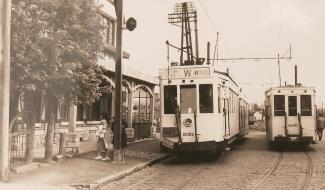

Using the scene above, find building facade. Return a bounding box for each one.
[9,0,158,170]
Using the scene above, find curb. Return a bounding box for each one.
[127,137,155,145]
[70,153,171,190]
[12,162,39,174]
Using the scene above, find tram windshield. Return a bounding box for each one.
[288,96,297,116]
[274,95,285,116]
[301,95,312,116]
[180,85,197,114]
[164,85,177,114]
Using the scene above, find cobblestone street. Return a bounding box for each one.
[101,125,325,190]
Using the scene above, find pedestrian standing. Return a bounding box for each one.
[111,118,128,161]
[317,113,325,140]
[121,120,128,161]
[106,116,113,158]
[94,116,109,161]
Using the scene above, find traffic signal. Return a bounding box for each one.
[126,17,136,31]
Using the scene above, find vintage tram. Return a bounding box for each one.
[264,85,317,145]
[159,65,249,153]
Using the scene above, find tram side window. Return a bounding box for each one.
[164,85,177,114]
[288,96,297,116]
[199,84,213,113]
[301,95,312,116]
[274,95,285,116]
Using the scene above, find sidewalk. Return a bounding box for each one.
[4,139,169,190]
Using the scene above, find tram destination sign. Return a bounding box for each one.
[161,67,210,79]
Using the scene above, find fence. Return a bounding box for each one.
[132,122,152,139]
[10,131,28,171]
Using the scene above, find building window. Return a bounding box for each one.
[101,16,116,46]
[301,95,312,116]
[133,87,152,123]
[122,85,129,121]
[199,84,213,113]
[108,20,115,46]
[274,95,285,116]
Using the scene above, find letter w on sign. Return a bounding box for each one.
[183,70,192,77]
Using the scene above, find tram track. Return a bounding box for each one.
[111,155,213,190]
[174,162,213,190]
[250,151,313,190]
[300,152,313,190]
[250,152,283,190]
[122,167,170,190]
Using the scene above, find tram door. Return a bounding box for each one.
[180,85,197,142]
[223,87,230,138]
[287,96,300,136]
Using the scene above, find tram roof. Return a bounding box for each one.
[265,85,315,94]
[214,70,239,87]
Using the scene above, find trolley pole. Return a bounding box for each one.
[113,0,123,161]
[0,0,12,182]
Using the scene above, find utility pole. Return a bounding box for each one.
[168,2,197,65]
[113,0,123,161]
[278,54,282,86]
[0,0,12,182]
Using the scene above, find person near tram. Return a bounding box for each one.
[317,113,325,140]
[111,118,128,161]
[94,115,110,161]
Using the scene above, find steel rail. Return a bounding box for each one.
[300,152,313,190]
[250,152,283,190]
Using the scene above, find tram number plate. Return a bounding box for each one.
[288,123,297,127]
[183,132,194,136]
[162,138,174,149]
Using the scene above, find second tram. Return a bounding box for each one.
[264,85,317,145]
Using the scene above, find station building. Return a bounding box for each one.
[11,0,158,156]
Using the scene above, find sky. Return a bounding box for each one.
[122,0,325,105]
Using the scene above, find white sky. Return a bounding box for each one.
[123,0,325,106]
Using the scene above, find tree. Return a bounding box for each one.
[11,0,106,162]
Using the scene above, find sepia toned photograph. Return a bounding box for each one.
[0,0,325,189]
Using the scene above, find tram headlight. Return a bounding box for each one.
[183,118,193,127]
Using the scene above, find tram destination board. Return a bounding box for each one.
[161,67,210,79]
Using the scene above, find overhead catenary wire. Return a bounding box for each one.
[197,1,237,63]
[197,0,218,33]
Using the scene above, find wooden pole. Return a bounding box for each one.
[113,0,123,161]
[0,0,11,181]
[278,54,282,86]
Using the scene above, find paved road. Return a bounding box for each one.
[100,127,325,190]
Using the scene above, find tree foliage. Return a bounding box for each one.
[11,0,106,104]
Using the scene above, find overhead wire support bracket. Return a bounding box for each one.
[166,40,197,60]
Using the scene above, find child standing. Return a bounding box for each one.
[94,122,109,161]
